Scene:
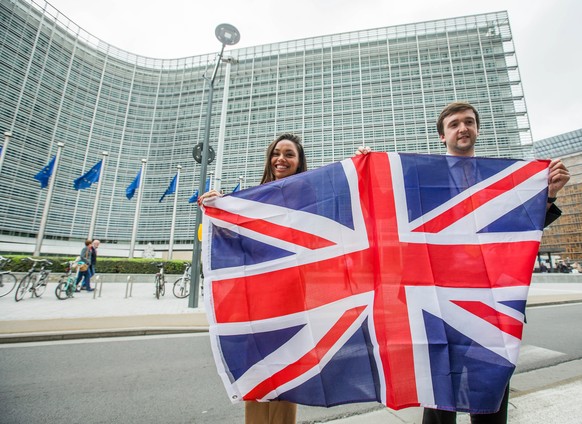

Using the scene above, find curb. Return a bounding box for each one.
[0,326,209,344]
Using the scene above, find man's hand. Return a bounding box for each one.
[548,159,570,198]
[355,146,372,156]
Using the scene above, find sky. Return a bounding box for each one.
[46,0,582,142]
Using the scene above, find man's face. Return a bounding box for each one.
[440,109,479,157]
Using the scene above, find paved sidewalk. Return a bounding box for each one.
[0,280,208,342]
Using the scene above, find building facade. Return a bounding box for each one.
[534,129,582,264]
[0,0,532,257]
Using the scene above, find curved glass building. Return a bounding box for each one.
[0,0,531,257]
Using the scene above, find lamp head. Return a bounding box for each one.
[215,23,240,46]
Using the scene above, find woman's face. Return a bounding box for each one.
[270,139,300,180]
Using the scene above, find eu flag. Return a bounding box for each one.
[34,156,56,189]
[188,177,210,203]
[188,190,199,204]
[73,160,103,190]
[126,169,141,200]
[159,173,178,202]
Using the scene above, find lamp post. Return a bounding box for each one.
[189,23,240,309]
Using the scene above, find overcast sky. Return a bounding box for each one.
[46,0,582,143]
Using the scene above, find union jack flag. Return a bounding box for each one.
[201,153,549,413]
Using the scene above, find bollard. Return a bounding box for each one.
[125,275,133,298]
[93,275,101,299]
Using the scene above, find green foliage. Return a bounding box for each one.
[0,255,189,274]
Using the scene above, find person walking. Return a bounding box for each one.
[89,239,100,282]
[76,239,94,292]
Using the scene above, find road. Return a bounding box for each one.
[1,303,580,424]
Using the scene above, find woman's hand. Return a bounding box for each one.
[198,189,222,206]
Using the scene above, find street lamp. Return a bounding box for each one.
[189,23,240,309]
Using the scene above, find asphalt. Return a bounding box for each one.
[1,277,582,423]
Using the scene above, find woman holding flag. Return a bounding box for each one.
[199,132,307,424]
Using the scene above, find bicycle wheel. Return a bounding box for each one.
[173,278,190,298]
[0,273,17,298]
[55,280,68,300]
[160,278,166,296]
[34,277,48,297]
[155,275,161,299]
[15,276,31,302]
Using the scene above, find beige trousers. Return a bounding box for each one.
[245,401,297,424]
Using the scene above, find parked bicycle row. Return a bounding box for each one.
[0,256,201,302]
[153,261,201,300]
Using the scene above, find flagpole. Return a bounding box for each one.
[34,142,64,256]
[0,131,11,175]
[168,165,181,260]
[129,158,147,259]
[239,175,244,190]
[88,151,108,240]
[214,56,237,193]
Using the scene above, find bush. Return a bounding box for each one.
[0,255,189,274]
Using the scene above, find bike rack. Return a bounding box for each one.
[124,275,133,298]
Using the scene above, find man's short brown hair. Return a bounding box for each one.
[436,102,480,137]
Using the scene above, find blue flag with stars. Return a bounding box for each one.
[34,155,56,189]
[159,173,178,202]
[126,169,142,200]
[74,160,103,190]
[188,190,199,204]
[188,177,210,203]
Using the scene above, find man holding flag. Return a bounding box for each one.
[416,102,569,423]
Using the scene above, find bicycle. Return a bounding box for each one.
[14,258,53,302]
[0,256,18,298]
[173,262,191,298]
[55,261,78,300]
[154,262,167,299]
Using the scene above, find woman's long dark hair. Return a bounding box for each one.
[260,133,307,184]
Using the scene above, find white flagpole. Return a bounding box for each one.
[0,131,11,175]
[168,165,181,259]
[129,158,147,259]
[209,171,214,190]
[239,175,244,190]
[34,142,64,256]
[214,57,236,192]
[88,151,109,240]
